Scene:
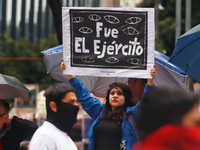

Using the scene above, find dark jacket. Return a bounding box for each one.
[2,116,38,150]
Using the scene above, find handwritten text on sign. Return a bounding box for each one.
[70,10,148,69]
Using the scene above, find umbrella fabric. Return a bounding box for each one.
[169,24,200,83]
[0,73,30,99]
[42,45,188,97]
[154,51,188,89]
[43,45,127,97]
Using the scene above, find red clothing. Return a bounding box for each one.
[0,137,3,150]
[133,125,200,150]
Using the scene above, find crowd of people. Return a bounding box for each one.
[1,62,200,150]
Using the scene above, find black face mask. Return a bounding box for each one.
[47,102,79,134]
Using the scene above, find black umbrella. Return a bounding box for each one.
[0,73,30,99]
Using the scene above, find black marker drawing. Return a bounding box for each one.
[118,25,139,35]
[69,9,148,70]
[79,27,93,34]
[72,17,84,23]
[81,56,95,63]
[125,17,141,24]
[88,14,101,21]
[105,57,119,64]
[104,15,120,24]
[127,58,142,65]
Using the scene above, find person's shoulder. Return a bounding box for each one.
[11,116,38,129]
[31,122,53,138]
[12,116,29,122]
[36,121,62,134]
[11,116,25,125]
[30,132,56,150]
[32,122,69,141]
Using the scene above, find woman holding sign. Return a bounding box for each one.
[61,62,156,150]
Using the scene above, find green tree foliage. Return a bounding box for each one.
[138,0,200,55]
[0,33,59,85]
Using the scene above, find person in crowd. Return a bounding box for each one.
[29,83,79,150]
[0,99,38,150]
[134,87,200,150]
[61,62,157,150]
[128,78,147,104]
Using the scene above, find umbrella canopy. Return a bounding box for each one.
[169,24,200,83]
[0,73,30,99]
[42,45,188,97]
[154,51,188,89]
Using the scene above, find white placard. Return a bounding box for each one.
[62,7,155,78]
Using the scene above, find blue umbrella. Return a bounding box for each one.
[42,45,188,97]
[169,24,200,83]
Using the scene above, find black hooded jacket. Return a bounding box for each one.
[1,116,38,150]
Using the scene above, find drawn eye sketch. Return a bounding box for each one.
[118,25,139,35]
[105,57,119,64]
[104,15,120,24]
[88,14,101,21]
[79,27,93,34]
[125,17,141,24]
[72,17,84,23]
[81,56,95,63]
[127,58,142,65]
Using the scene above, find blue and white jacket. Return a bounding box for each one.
[69,77,154,150]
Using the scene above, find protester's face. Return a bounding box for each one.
[181,104,200,126]
[109,87,125,110]
[62,92,78,106]
[128,78,146,102]
[0,105,8,132]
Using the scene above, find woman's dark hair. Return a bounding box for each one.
[137,87,200,140]
[102,82,135,123]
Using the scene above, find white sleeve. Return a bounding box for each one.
[29,134,56,150]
